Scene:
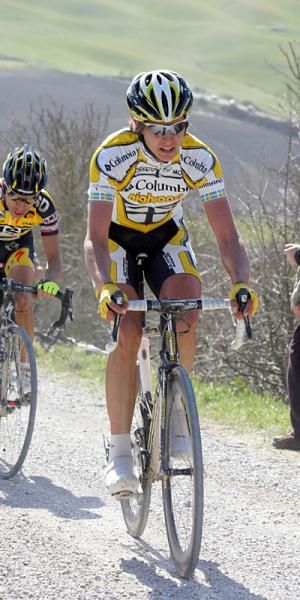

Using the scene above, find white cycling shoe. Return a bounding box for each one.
[105,455,142,500]
[170,407,192,460]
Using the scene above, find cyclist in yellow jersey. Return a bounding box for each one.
[84,70,259,499]
[0,145,62,390]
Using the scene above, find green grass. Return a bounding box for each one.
[1,0,299,114]
[35,343,290,437]
[35,342,107,394]
[193,377,290,436]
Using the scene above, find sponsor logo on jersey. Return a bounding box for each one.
[104,148,138,171]
[122,257,129,279]
[181,147,214,181]
[35,197,50,213]
[183,155,209,174]
[128,192,184,205]
[13,249,25,262]
[135,166,157,175]
[4,241,19,251]
[135,179,188,193]
[201,177,224,188]
[0,224,23,238]
[43,213,57,225]
[163,252,176,269]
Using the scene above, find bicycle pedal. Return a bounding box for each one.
[112,489,137,501]
[22,394,31,406]
[103,434,110,463]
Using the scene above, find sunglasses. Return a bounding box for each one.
[144,119,189,136]
[6,190,38,205]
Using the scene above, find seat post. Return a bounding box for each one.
[136,253,148,329]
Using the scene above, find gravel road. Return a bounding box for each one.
[0,371,299,600]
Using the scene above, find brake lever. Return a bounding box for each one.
[236,289,252,340]
[105,291,124,353]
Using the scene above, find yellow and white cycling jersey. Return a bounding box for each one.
[89,129,226,234]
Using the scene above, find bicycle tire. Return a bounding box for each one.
[121,389,152,537]
[0,325,37,479]
[162,365,203,578]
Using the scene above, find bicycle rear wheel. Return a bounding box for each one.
[0,325,37,479]
[162,365,203,578]
[121,389,152,537]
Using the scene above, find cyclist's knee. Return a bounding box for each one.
[118,315,142,354]
[15,292,32,312]
[176,310,198,335]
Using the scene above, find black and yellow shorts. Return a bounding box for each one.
[0,232,35,278]
[108,219,200,297]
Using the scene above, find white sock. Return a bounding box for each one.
[109,433,131,461]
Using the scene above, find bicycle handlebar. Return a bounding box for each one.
[0,278,74,331]
[106,297,252,353]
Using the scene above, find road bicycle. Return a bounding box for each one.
[105,254,252,578]
[0,278,73,479]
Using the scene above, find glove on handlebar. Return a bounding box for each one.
[37,280,60,296]
[228,282,259,316]
[98,283,128,320]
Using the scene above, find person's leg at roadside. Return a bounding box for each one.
[273,323,300,450]
[288,324,300,440]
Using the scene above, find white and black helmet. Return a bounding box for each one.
[126,70,193,123]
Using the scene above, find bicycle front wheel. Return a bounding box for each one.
[162,366,203,578]
[0,325,37,479]
[121,389,152,538]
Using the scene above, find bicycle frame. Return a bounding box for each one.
[137,310,181,480]
[134,296,251,481]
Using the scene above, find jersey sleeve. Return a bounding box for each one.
[88,146,116,204]
[88,129,139,203]
[181,134,226,203]
[198,160,226,203]
[36,191,59,236]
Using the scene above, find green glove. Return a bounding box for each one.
[37,280,60,296]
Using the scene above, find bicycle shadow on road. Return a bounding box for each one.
[121,540,268,600]
[0,474,103,520]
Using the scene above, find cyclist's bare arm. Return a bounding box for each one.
[41,234,63,281]
[38,234,63,298]
[203,197,253,317]
[84,202,113,289]
[84,202,126,318]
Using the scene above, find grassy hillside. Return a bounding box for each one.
[1,0,299,114]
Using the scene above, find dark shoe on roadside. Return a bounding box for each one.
[272,432,300,451]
